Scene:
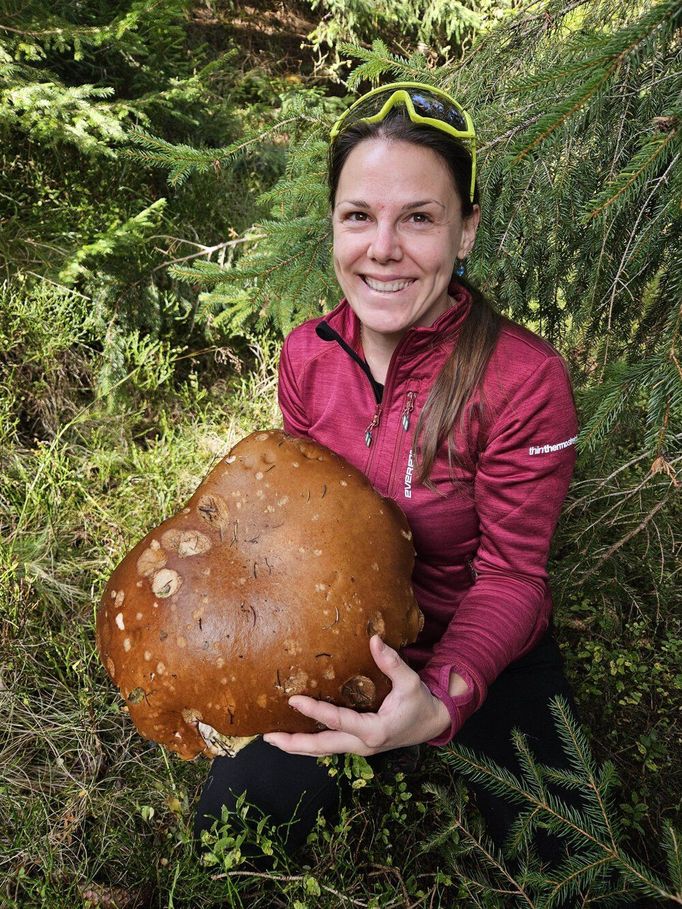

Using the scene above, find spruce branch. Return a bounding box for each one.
[443,697,682,904]
[127,120,301,186]
[586,129,681,220]
[339,40,444,88]
[664,825,682,894]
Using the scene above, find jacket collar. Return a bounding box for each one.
[323,281,472,361]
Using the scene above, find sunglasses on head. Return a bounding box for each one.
[330,81,477,203]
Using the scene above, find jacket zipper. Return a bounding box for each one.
[362,334,412,479]
[401,391,417,431]
[365,405,383,447]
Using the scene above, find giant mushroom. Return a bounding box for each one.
[96,430,422,759]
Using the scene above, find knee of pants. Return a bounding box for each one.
[194,739,341,851]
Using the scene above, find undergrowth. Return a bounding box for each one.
[1,278,680,907]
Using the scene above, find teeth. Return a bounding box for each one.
[364,277,413,292]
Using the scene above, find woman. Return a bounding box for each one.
[196,82,579,860]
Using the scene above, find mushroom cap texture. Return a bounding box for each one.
[96,430,423,759]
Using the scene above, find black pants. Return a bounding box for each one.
[195,632,578,860]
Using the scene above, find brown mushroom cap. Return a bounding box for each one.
[96,430,423,759]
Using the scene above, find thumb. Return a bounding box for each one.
[369,634,413,686]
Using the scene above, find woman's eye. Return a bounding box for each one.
[409,212,432,224]
[345,211,368,222]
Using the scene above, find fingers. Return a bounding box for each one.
[369,635,418,690]
[263,637,422,757]
[263,729,368,756]
[286,694,377,742]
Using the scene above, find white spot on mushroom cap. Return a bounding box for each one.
[182,707,203,724]
[144,650,152,661]
[156,662,165,674]
[151,568,182,599]
[115,612,125,631]
[123,638,131,652]
[137,544,167,578]
[225,455,236,463]
[255,471,263,480]
[136,611,143,621]
[283,669,308,695]
[161,528,212,558]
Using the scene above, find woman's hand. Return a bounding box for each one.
[262,635,451,757]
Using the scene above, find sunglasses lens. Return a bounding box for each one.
[343,94,388,126]
[344,87,468,133]
[409,91,467,131]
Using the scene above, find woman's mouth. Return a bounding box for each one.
[362,276,415,293]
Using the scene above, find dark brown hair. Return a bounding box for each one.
[328,110,501,484]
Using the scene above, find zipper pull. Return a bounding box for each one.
[365,406,382,447]
[401,391,417,431]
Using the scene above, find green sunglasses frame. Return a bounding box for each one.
[330,81,477,203]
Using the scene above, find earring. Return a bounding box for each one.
[454,258,466,277]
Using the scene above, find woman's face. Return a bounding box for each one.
[332,138,479,348]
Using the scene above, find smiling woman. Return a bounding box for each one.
[195,82,583,871]
[332,140,479,381]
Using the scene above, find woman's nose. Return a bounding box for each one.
[368,221,402,262]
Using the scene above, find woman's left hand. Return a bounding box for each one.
[262,635,451,756]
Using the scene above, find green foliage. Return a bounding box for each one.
[1,0,680,905]
[436,698,682,905]
[0,0,287,351]
[169,0,681,462]
[304,0,516,60]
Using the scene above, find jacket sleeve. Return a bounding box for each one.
[419,355,578,745]
[278,333,311,438]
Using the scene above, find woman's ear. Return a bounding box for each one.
[458,204,481,260]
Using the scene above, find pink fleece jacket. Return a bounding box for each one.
[278,284,578,745]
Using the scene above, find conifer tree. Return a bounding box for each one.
[161,0,680,471]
